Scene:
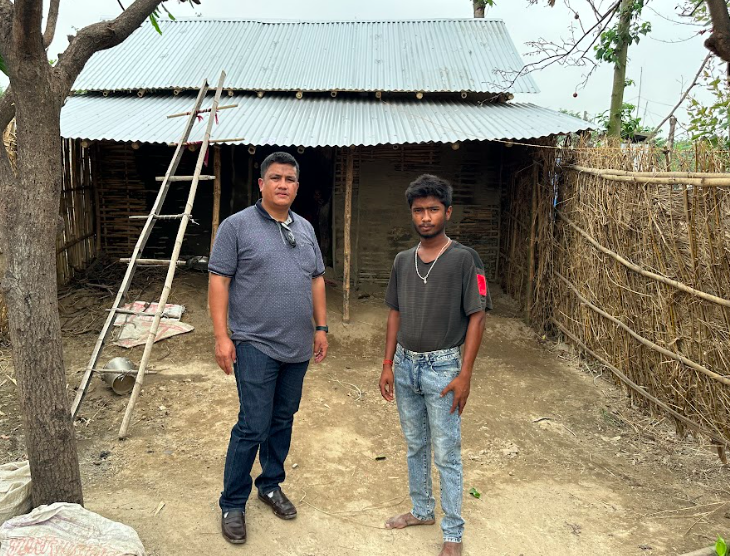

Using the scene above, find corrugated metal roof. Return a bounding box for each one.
[61,93,591,147]
[72,19,539,94]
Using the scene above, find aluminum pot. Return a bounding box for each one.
[102,357,136,395]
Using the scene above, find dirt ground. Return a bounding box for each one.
[1,269,729,555]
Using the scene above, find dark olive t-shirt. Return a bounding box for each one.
[385,241,491,353]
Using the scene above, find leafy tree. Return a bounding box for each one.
[0,0,198,507]
[596,102,652,141]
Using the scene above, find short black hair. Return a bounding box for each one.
[261,151,300,179]
[405,174,453,208]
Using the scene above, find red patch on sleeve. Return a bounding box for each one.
[477,274,487,296]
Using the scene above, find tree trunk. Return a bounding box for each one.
[0,83,83,506]
[473,1,485,18]
[607,0,633,138]
[704,0,730,63]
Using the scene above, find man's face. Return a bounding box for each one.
[410,196,452,239]
[258,162,299,210]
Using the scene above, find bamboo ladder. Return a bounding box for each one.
[70,71,230,438]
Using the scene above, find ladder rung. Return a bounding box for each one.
[91,368,159,375]
[120,258,186,266]
[108,308,178,318]
[129,214,188,220]
[155,175,215,182]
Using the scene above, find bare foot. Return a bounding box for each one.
[384,512,435,530]
[438,541,462,556]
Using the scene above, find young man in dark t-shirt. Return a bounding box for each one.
[379,174,489,556]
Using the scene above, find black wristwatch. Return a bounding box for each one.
[315,325,329,333]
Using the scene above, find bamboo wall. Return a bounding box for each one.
[333,142,502,287]
[57,139,97,284]
[546,141,730,450]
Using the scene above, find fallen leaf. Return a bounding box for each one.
[469,487,481,499]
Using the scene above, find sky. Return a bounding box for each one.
[5,0,717,138]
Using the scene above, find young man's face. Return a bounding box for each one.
[410,195,452,239]
[258,162,299,210]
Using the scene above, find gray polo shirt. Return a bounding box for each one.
[209,200,325,363]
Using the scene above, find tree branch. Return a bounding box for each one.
[499,0,620,90]
[12,0,45,62]
[43,0,61,49]
[704,0,730,62]
[0,0,14,54]
[647,52,711,140]
[56,0,161,92]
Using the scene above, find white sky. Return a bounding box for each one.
[4,0,716,138]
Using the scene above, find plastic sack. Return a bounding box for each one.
[0,462,31,525]
[0,502,145,556]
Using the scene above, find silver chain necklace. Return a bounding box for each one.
[415,238,451,284]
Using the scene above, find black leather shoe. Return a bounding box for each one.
[258,489,297,520]
[221,510,246,544]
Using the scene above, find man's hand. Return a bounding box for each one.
[440,374,471,415]
[379,365,394,402]
[215,336,236,375]
[313,330,328,363]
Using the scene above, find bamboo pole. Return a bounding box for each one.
[551,318,729,449]
[556,210,730,308]
[525,164,538,321]
[556,271,730,387]
[569,164,730,179]
[342,149,354,324]
[210,146,222,253]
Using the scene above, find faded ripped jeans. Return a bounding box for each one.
[394,343,464,543]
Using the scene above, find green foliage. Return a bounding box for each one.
[687,61,730,147]
[594,1,651,65]
[596,102,651,140]
[149,3,177,35]
[717,535,727,556]
[0,54,6,77]
[468,487,481,499]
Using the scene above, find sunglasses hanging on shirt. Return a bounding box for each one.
[278,221,297,248]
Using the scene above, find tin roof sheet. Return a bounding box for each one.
[61,93,592,147]
[72,18,539,94]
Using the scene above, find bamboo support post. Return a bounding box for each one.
[525,164,538,322]
[342,149,354,324]
[210,146,222,253]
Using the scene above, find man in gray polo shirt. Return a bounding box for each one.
[379,174,488,556]
[209,151,328,545]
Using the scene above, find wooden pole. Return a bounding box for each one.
[342,149,354,324]
[210,146,222,253]
[525,163,538,322]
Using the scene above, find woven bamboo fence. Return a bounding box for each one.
[542,139,730,453]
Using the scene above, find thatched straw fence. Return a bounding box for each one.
[501,138,730,456]
[0,136,96,341]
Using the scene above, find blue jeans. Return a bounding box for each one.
[219,343,309,511]
[394,343,464,543]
